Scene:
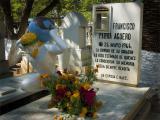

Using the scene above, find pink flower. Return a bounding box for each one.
[80,87,96,106]
[56,88,67,98]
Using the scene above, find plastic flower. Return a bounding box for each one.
[37,41,44,46]
[20,32,37,46]
[31,48,39,58]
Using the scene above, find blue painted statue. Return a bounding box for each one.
[17,17,67,91]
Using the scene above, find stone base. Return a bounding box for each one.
[0,82,152,120]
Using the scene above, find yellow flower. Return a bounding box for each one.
[82,83,91,90]
[81,107,88,114]
[71,90,80,101]
[40,73,49,79]
[56,84,66,90]
[79,113,86,118]
[59,115,63,120]
[95,101,103,111]
[20,32,37,46]
[92,112,97,119]
[60,73,68,80]
[72,91,80,98]
[68,74,75,81]
[66,91,71,97]
[31,48,39,58]
[53,114,63,120]
[68,106,72,110]
[74,79,79,85]
[53,115,58,120]
[37,41,44,46]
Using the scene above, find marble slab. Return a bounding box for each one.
[0,73,40,102]
[0,73,49,115]
[0,82,150,120]
[0,87,16,96]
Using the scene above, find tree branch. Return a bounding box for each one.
[17,0,34,38]
[36,0,60,16]
[0,0,15,38]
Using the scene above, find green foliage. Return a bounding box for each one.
[58,0,100,21]
[31,0,53,18]
[80,66,98,84]
[58,0,132,21]
[11,0,25,21]
[10,0,53,21]
[10,0,133,23]
[43,75,57,96]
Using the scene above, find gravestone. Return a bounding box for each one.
[92,2,143,86]
[59,12,92,72]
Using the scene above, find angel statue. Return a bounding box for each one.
[16,17,67,91]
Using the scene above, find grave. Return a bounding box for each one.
[0,2,153,120]
[59,12,92,73]
[0,82,151,120]
[92,2,143,86]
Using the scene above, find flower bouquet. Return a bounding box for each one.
[41,65,102,119]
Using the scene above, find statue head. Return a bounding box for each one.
[28,16,55,43]
[17,17,67,58]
